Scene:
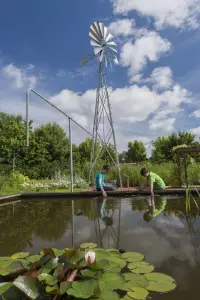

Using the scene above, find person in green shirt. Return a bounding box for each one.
[140,168,166,197]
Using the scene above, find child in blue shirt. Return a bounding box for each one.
[96,165,109,197]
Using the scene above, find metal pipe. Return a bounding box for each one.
[69,118,73,192]
[71,200,74,248]
[26,90,30,147]
[26,89,101,143]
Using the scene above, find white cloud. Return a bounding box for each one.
[149,117,175,132]
[109,19,135,37]
[120,31,171,81]
[1,63,37,89]
[191,127,200,136]
[190,109,200,118]
[146,67,173,90]
[112,0,200,29]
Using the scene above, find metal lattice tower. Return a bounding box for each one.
[79,21,122,187]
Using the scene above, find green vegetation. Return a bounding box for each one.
[1,111,200,194]
[0,244,176,299]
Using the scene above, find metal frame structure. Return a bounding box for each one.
[25,89,103,192]
[89,61,122,188]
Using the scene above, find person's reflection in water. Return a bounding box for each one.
[143,196,167,222]
[97,197,113,227]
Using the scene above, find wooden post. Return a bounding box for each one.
[178,153,182,187]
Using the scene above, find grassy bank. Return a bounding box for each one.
[1,162,200,195]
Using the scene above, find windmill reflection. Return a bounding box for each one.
[94,198,121,249]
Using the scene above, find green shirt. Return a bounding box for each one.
[148,172,165,189]
[152,198,167,217]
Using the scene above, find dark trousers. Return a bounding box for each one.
[97,186,116,191]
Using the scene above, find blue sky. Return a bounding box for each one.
[1,0,200,152]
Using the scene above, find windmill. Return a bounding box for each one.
[79,21,122,188]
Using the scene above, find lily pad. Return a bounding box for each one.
[123,273,149,288]
[122,252,144,262]
[0,283,13,296]
[128,262,154,274]
[11,252,30,260]
[100,290,120,300]
[81,269,97,278]
[68,279,98,299]
[38,274,58,286]
[145,272,175,282]
[60,282,71,295]
[128,287,149,300]
[145,272,176,293]
[13,275,39,299]
[53,263,64,278]
[80,243,97,249]
[146,281,176,293]
[99,272,125,291]
[25,255,41,264]
[42,258,59,274]
[52,248,64,257]
[46,284,59,295]
[70,251,85,264]
[0,257,11,261]
[107,256,126,269]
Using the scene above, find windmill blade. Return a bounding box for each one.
[90,23,101,38]
[107,41,117,47]
[94,47,102,55]
[91,39,102,47]
[108,46,117,53]
[103,26,109,41]
[92,22,102,39]
[90,28,101,43]
[96,21,103,39]
[99,50,104,62]
[99,23,105,39]
[114,57,119,64]
[106,33,114,43]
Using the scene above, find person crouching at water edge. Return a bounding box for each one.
[140,168,166,197]
[96,165,110,197]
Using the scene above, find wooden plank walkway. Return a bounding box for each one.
[0,188,200,202]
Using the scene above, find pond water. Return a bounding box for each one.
[0,195,200,299]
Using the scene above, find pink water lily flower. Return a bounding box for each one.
[85,251,96,265]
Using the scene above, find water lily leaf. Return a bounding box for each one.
[128,287,149,300]
[123,273,149,288]
[26,255,41,264]
[1,286,28,300]
[70,251,85,264]
[128,262,154,274]
[99,272,125,291]
[144,272,175,283]
[46,284,59,295]
[80,243,97,249]
[0,257,11,261]
[0,261,25,276]
[100,290,120,300]
[107,256,126,269]
[106,250,121,258]
[38,274,58,286]
[145,272,176,293]
[42,258,59,274]
[81,269,97,278]
[146,281,176,293]
[53,263,64,278]
[11,252,30,260]
[106,249,119,253]
[52,248,64,257]
[0,283,13,295]
[68,279,98,299]
[13,275,39,299]
[98,259,110,271]
[60,282,71,295]
[122,252,144,262]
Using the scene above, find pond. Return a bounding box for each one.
[0,195,200,299]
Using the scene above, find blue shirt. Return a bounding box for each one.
[97,203,106,220]
[96,172,104,189]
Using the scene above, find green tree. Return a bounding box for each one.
[152,132,199,163]
[127,141,147,162]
